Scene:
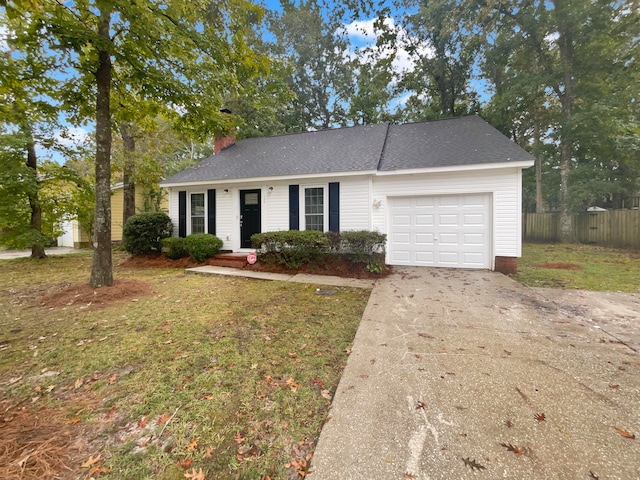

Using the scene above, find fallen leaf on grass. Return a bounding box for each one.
[184,468,205,480]
[500,442,524,456]
[234,432,245,444]
[180,458,192,468]
[108,374,117,384]
[69,417,81,424]
[81,455,103,468]
[614,427,636,439]
[204,447,215,458]
[187,439,199,451]
[320,389,332,400]
[286,377,300,393]
[74,378,84,389]
[138,416,148,428]
[158,413,171,425]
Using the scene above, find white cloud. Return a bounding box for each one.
[0,24,10,52]
[339,17,434,79]
[56,126,90,149]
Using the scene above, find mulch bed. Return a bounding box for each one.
[119,253,390,280]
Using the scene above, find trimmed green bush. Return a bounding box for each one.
[336,230,387,273]
[162,237,187,260]
[185,233,223,262]
[251,230,329,269]
[122,212,173,255]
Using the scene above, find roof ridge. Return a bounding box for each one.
[377,123,391,171]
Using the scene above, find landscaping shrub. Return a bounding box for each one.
[185,233,223,262]
[122,212,173,255]
[251,230,329,269]
[162,237,187,259]
[251,229,387,273]
[340,230,387,273]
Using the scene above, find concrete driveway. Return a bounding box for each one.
[311,267,640,479]
[0,247,84,260]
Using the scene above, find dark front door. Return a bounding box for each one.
[240,189,261,248]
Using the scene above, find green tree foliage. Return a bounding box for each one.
[3,0,273,286]
[399,0,480,121]
[462,0,639,237]
[267,0,356,131]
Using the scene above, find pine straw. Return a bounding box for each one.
[37,279,153,310]
[0,401,74,480]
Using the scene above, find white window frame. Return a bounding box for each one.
[300,184,328,232]
[189,192,206,234]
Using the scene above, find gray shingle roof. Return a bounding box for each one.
[379,116,535,171]
[161,116,534,185]
[162,123,388,184]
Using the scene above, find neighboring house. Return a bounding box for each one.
[57,183,169,247]
[160,116,535,272]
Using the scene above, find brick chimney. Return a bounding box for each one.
[214,132,235,154]
[214,108,236,154]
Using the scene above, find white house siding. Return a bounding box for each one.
[167,175,373,251]
[372,167,524,265]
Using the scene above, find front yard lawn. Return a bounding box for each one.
[514,243,640,292]
[0,252,370,479]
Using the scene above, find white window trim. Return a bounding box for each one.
[300,184,328,232]
[189,192,206,235]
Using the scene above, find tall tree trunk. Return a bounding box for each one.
[26,140,46,259]
[557,22,576,242]
[120,122,136,225]
[90,4,113,288]
[532,56,544,213]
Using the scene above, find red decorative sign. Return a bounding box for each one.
[247,252,257,265]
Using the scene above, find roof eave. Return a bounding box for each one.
[376,160,535,176]
[159,169,379,188]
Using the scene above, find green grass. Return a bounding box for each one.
[0,252,370,479]
[514,243,640,292]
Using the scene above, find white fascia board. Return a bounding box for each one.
[374,160,534,177]
[160,169,378,188]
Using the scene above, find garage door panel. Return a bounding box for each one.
[415,214,434,226]
[415,233,434,245]
[389,194,491,269]
[392,232,411,244]
[438,214,460,226]
[392,214,411,226]
[439,233,459,245]
[463,213,485,225]
[463,233,484,246]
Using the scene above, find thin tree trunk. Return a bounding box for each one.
[90,3,113,288]
[532,56,544,213]
[557,23,575,243]
[120,122,136,224]
[26,141,46,259]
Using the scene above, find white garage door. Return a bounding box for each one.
[388,194,491,268]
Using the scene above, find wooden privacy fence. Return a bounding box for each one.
[523,211,640,249]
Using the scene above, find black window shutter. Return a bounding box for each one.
[207,189,216,235]
[328,182,340,232]
[178,191,187,237]
[289,185,299,230]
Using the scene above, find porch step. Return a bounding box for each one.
[208,253,250,268]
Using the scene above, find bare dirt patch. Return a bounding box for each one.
[37,279,154,310]
[537,262,583,270]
